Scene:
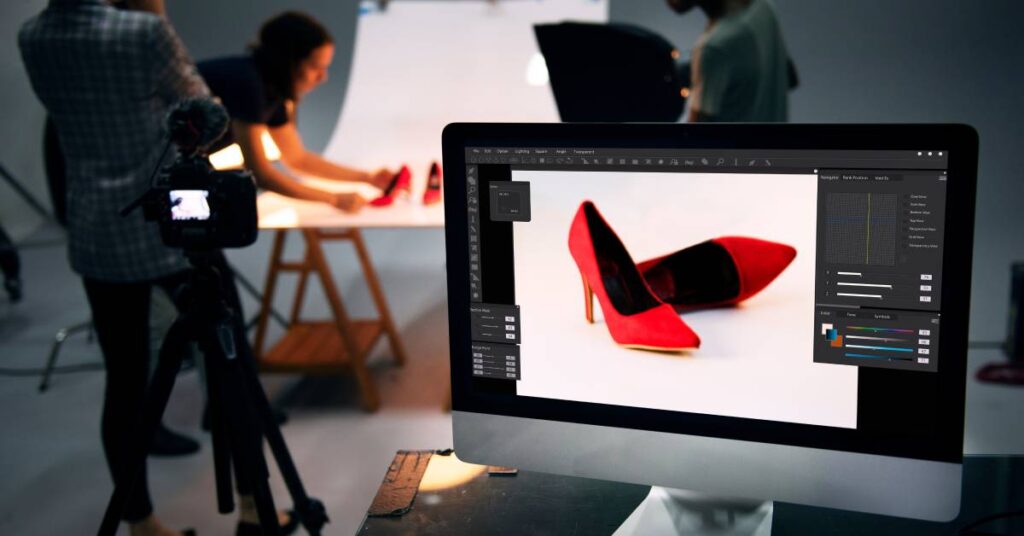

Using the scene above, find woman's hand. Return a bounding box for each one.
[367,168,394,191]
[333,192,367,213]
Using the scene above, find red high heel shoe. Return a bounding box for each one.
[636,237,796,310]
[370,165,411,207]
[568,201,700,351]
[422,161,442,205]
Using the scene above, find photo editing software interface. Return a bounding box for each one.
[463,147,949,429]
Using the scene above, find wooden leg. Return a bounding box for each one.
[302,230,382,411]
[289,246,312,324]
[302,230,354,331]
[350,229,409,367]
[253,230,287,359]
[351,357,381,412]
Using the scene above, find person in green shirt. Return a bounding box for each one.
[667,0,791,122]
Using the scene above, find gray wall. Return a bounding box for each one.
[0,0,49,239]
[610,0,1024,341]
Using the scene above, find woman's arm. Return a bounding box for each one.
[234,120,365,212]
[269,121,392,189]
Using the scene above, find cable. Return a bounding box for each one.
[0,363,104,377]
[958,509,1024,535]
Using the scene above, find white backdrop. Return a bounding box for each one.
[321,0,608,192]
[512,170,859,428]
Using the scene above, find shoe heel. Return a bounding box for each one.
[582,275,594,323]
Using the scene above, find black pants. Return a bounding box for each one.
[83,252,255,522]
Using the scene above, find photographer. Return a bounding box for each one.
[198,11,394,212]
[19,1,207,534]
[21,2,297,535]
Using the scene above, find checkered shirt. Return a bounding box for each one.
[19,0,209,282]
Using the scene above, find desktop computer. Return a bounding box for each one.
[442,123,977,533]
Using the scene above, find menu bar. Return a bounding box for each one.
[464,148,948,172]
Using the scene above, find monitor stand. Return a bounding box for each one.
[613,487,774,536]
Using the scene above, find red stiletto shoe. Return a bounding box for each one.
[637,237,796,310]
[568,201,700,351]
[370,165,411,207]
[422,161,442,205]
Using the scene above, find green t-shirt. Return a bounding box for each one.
[690,0,789,122]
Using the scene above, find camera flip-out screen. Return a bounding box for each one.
[170,190,211,221]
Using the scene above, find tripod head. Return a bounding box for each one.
[121,98,258,251]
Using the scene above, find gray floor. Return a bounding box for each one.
[0,223,453,535]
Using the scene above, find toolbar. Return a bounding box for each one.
[464,148,948,172]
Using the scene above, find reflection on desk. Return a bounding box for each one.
[361,451,649,535]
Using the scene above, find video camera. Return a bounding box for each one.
[123,98,258,250]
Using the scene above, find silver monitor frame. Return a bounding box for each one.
[454,412,961,521]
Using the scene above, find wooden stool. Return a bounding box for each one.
[253,228,408,412]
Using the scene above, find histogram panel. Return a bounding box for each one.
[824,193,897,267]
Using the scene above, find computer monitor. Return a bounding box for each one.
[442,123,977,524]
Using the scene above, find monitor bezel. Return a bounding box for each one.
[442,123,978,464]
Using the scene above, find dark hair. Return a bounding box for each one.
[251,11,333,101]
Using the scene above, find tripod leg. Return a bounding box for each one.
[251,480,281,536]
[226,260,289,330]
[97,319,190,536]
[237,347,328,534]
[203,344,235,514]
[229,436,280,536]
[215,350,281,535]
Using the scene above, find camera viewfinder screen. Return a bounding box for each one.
[169,190,211,221]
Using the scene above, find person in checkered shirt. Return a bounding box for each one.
[19,2,286,535]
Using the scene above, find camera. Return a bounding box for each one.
[124,98,258,250]
[144,157,258,249]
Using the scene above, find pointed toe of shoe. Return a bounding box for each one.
[607,305,700,351]
[714,237,796,299]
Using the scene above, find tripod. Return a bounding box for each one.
[98,251,327,535]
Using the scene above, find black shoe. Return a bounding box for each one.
[150,423,201,457]
[4,278,21,302]
[236,510,299,536]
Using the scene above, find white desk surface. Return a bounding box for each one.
[257,175,444,230]
[257,191,444,230]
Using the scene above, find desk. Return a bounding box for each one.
[357,451,1024,535]
[252,189,444,411]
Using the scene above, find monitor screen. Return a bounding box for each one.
[449,127,973,464]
